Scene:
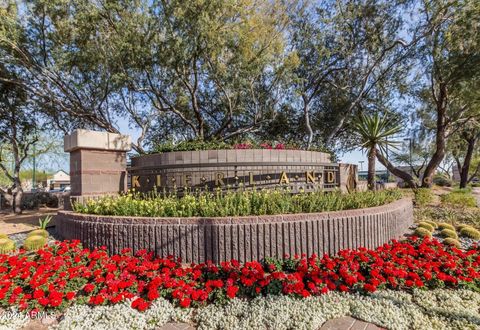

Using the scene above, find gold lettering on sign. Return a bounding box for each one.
[249,172,254,185]
[156,175,161,187]
[183,174,192,186]
[132,176,140,188]
[305,171,316,183]
[326,171,335,183]
[215,172,225,186]
[279,171,290,184]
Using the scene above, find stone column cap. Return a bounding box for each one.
[64,129,132,152]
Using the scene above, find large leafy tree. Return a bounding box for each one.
[0,64,38,213]
[0,0,295,151]
[283,0,416,151]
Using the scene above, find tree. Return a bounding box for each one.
[0,64,37,213]
[352,113,402,190]
[413,0,480,187]
[0,0,296,151]
[285,0,417,150]
[450,122,480,188]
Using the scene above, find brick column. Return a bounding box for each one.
[64,130,132,203]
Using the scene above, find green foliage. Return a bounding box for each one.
[440,229,458,240]
[443,238,461,248]
[459,227,480,239]
[27,229,48,238]
[0,234,7,239]
[417,222,435,232]
[153,140,232,153]
[23,235,46,251]
[414,227,432,238]
[38,216,52,230]
[0,238,15,254]
[441,190,477,208]
[73,189,403,218]
[433,174,452,187]
[438,223,456,231]
[414,188,434,206]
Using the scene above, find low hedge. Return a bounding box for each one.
[73,189,403,218]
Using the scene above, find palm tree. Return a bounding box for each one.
[352,113,402,190]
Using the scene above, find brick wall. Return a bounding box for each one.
[57,198,413,263]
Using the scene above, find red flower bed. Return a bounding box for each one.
[0,237,479,312]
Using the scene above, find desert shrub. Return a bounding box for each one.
[443,237,461,248]
[417,222,435,232]
[459,227,480,239]
[440,229,458,239]
[414,188,434,206]
[441,190,477,208]
[74,189,403,218]
[438,222,455,231]
[433,174,452,187]
[414,227,432,237]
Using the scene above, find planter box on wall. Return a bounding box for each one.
[57,198,413,264]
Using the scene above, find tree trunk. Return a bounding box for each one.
[13,188,23,214]
[421,84,447,188]
[302,97,313,150]
[12,176,23,214]
[367,147,376,191]
[376,150,418,188]
[460,136,476,188]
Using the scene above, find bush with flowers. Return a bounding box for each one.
[152,139,332,154]
[0,236,479,316]
[73,188,403,217]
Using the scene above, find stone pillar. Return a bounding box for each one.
[64,130,132,202]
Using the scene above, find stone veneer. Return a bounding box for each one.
[129,149,352,193]
[56,198,413,263]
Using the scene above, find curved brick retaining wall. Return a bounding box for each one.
[56,198,413,263]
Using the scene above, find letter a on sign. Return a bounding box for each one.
[132,176,140,188]
[278,171,290,184]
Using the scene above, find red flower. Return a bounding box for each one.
[226,286,239,299]
[179,297,191,308]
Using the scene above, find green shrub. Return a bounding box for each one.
[438,223,455,231]
[441,190,477,208]
[0,238,15,254]
[414,227,432,237]
[443,237,461,248]
[23,235,47,251]
[417,222,435,232]
[459,227,480,239]
[73,189,403,218]
[0,234,8,239]
[414,188,434,206]
[27,229,48,238]
[440,229,458,239]
[433,174,452,187]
